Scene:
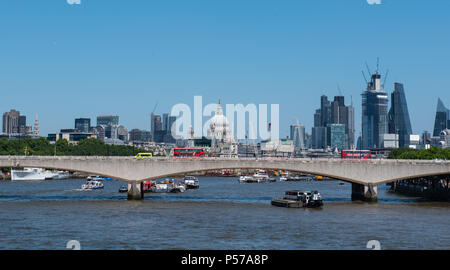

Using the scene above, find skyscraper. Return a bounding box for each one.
[290,123,306,151]
[327,123,346,150]
[2,109,20,134]
[361,69,389,149]
[433,98,449,137]
[151,113,162,141]
[312,95,354,149]
[388,83,412,148]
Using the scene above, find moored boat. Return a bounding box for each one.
[183,176,200,189]
[271,190,323,208]
[239,170,276,183]
[11,168,47,181]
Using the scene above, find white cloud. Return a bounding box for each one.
[367,0,382,4]
[67,0,81,5]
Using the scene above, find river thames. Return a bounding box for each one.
[0,177,449,250]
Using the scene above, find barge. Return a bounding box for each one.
[271,190,323,208]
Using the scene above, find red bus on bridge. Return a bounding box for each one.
[341,150,372,159]
[173,148,205,158]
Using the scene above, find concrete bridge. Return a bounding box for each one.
[1,156,449,201]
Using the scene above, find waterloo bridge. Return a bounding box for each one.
[1,156,449,202]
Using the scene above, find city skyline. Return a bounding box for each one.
[0,1,449,137]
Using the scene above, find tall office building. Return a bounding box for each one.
[330,96,355,149]
[162,113,169,131]
[327,123,346,150]
[97,115,119,126]
[388,83,413,148]
[312,95,354,149]
[75,118,91,133]
[320,95,331,127]
[151,113,162,141]
[433,98,449,137]
[361,69,389,149]
[2,109,20,134]
[290,123,306,151]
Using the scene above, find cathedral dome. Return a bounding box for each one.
[207,101,233,143]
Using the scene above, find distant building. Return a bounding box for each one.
[440,129,450,148]
[92,126,106,141]
[388,83,413,148]
[409,135,420,149]
[290,123,306,151]
[312,94,354,149]
[47,130,96,144]
[433,98,449,137]
[260,139,294,157]
[75,118,91,133]
[312,126,327,149]
[361,69,389,149]
[97,115,119,126]
[129,129,151,142]
[3,109,20,134]
[327,123,346,150]
[382,134,399,149]
[151,113,177,143]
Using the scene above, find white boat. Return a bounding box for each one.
[183,176,200,189]
[87,175,113,181]
[81,180,104,190]
[44,170,70,180]
[11,168,47,181]
[239,170,276,183]
[280,173,313,181]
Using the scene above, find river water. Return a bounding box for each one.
[0,177,448,250]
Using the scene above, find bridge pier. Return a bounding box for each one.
[351,183,378,202]
[128,182,143,200]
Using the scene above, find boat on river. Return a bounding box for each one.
[118,185,128,193]
[183,176,200,189]
[280,173,314,181]
[11,168,47,181]
[271,190,323,208]
[143,179,186,193]
[81,180,104,190]
[239,170,276,183]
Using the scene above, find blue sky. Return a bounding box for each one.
[0,0,449,138]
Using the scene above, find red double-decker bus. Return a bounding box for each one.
[341,150,372,159]
[173,148,205,157]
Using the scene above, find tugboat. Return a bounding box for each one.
[183,176,200,189]
[271,190,323,208]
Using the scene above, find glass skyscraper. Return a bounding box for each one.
[327,123,346,150]
[433,98,449,136]
[312,95,354,149]
[361,72,388,149]
[290,124,306,150]
[388,83,412,148]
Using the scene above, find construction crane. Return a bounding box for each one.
[382,69,389,89]
[151,101,159,115]
[362,70,369,84]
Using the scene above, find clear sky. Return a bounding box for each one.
[0,0,449,138]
